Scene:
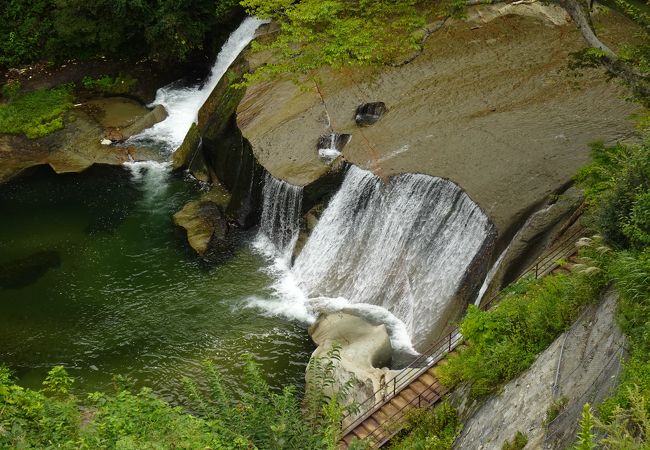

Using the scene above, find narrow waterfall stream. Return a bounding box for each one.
[258,173,304,259]
[251,166,495,354]
[127,17,266,153]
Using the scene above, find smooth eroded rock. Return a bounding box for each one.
[307,312,396,427]
[173,200,229,255]
[236,4,639,235]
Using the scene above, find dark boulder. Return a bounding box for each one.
[355,102,387,126]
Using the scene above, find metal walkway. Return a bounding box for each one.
[339,225,586,449]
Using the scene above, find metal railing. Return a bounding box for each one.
[340,225,587,443]
[362,378,448,449]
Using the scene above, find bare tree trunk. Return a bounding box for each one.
[558,0,650,100]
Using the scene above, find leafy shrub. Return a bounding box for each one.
[0,0,242,70]
[240,0,432,82]
[439,269,603,397]
[575,139,650,251]
[1,349,349,449]
[81,74,137,94]
[502,431,528,450]
[388,401,461,450]
[0,85,73,138]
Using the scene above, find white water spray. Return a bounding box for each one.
[128,17,267,152]
[249,166,494,353]
[256,174,304,260]
[318,133,341,162]
[293,166,493,348]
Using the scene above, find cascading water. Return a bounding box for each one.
[250,165,495,353]
[257,174,304,259]
[127,17,267,153]
[294,166,494,349]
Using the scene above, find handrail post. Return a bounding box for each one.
[393,377,396,397]
[535,262,539,278]
[448,333,452,352]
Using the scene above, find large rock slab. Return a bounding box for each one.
[0,101,162,184]
[307,312,396,427]
[236,4,639,236]
[173,198,230,256]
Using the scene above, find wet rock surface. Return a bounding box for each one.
[236,4,639,235]
[173,199,230,256]
[0,99,164,184]
[308,312,397,427]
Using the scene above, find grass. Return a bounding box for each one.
[438,263,605,398]
[387,402,462,450]
[0,85,73,138]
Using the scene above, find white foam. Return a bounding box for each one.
[248,166,494,354]
[128,17,267,153]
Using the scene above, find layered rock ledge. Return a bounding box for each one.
[236,3,639,237]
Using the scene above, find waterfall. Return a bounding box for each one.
[128,17,267,152]
[292,166,494,348]
[318,133,341,162]
[256,174,304,260]
[474,245,509,306]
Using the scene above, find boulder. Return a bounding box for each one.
[307,312,396,427]
[120,104,168,139]
[173,200,229,256]
[354,102,387,127]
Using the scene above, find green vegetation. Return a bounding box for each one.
[0,0,242,69]
[388,402,461,450]
[567,137,650,447]
[545,396,569,425]
[501,431,528,450]
[1,347,352,449]
[239,0,461,83]
[575,139,650,251]
[81,74,137,95]
[0,85,73,138]
[439,268,604,397]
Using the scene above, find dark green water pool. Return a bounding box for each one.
[0,164,313,403]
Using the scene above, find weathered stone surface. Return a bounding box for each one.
[0,103,162,184]
[121,104,168,139]
[173,199,229,255]
[236,4,639,235]
[478,186,583,306]
[452,289,626,449]
[307,312,397,428]
[355,102,387,127]
[173,53,266,228]
[173,123,201,170]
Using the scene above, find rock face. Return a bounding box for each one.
[120,104,168,139]
[236,4,638,238]
[307,313,396,427]
[173,200,230,256]
[452,289,626,449]
[173,54,266,228]
[0,99,163,184]
[478,186,584,306]
[355,102,387,127]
